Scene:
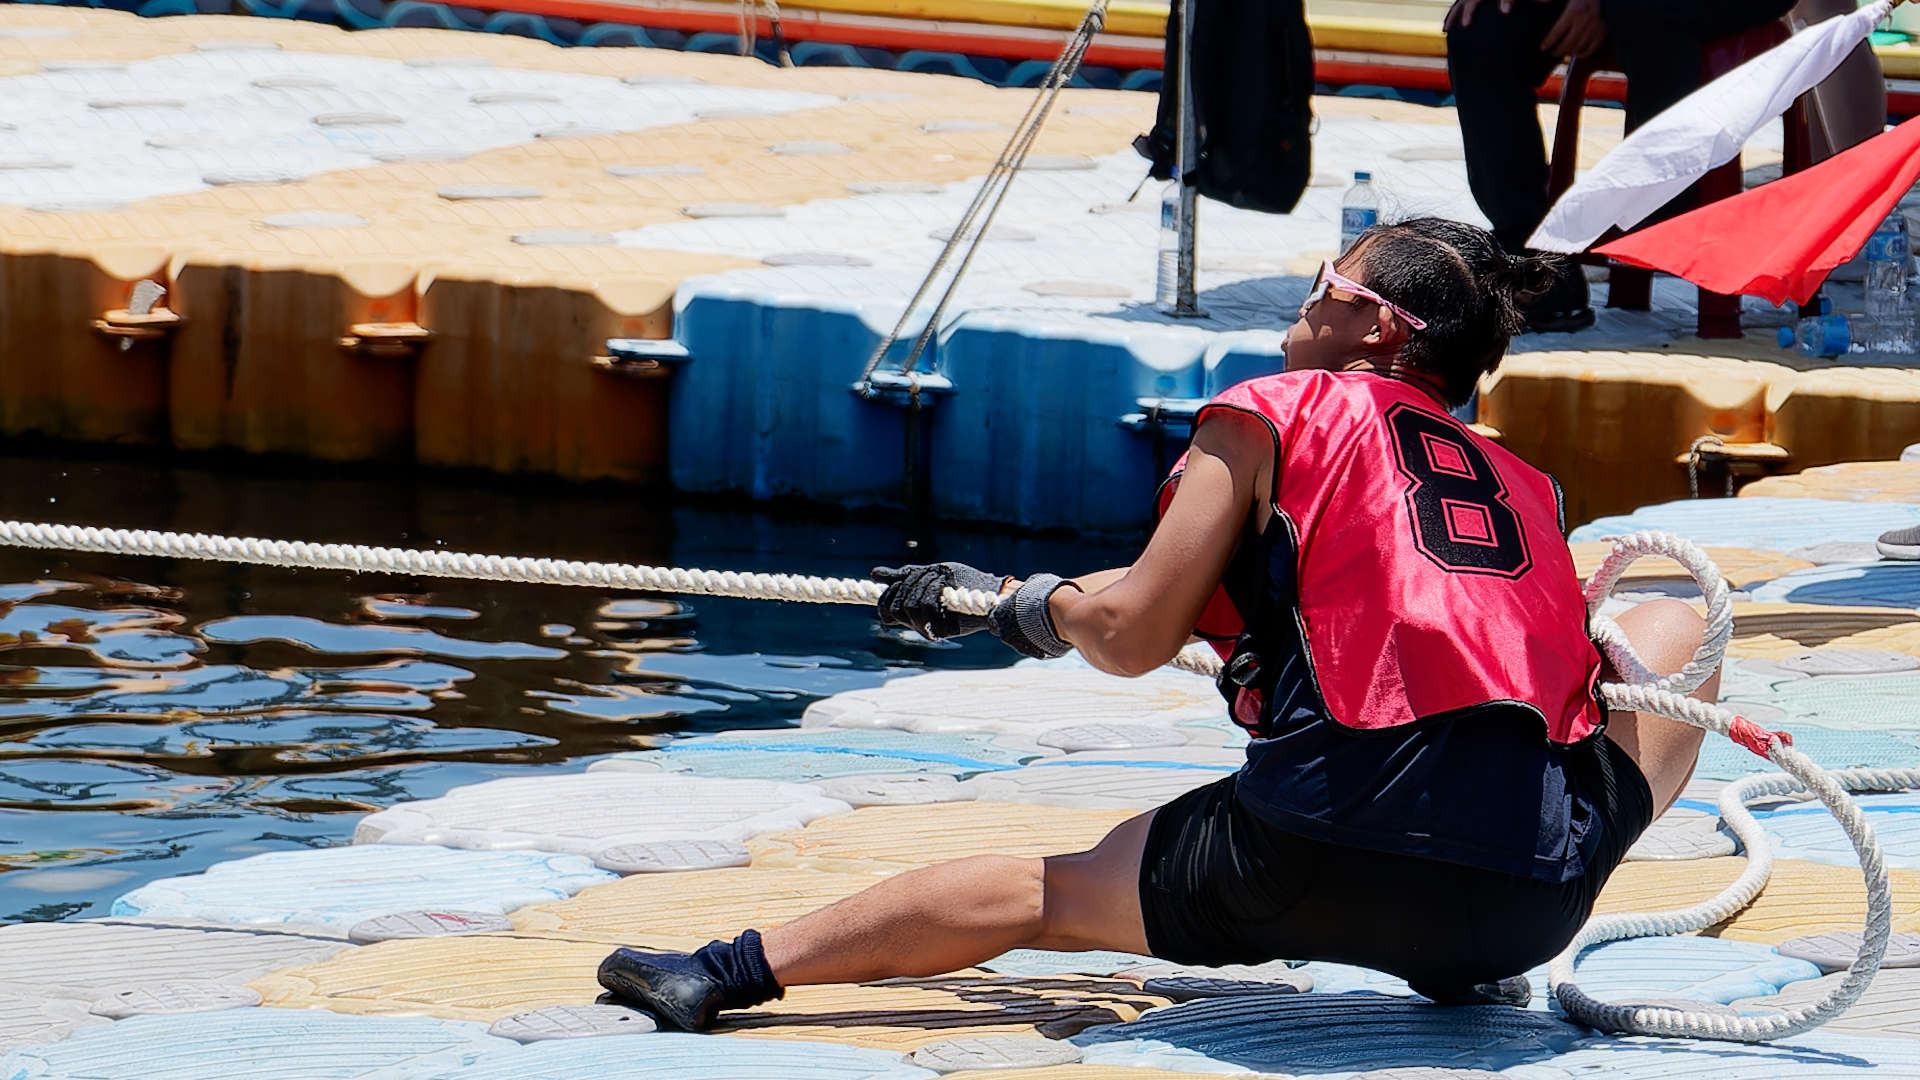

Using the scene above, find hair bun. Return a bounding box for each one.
[1486,252,1562,306]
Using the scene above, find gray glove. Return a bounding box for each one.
[872,562,1007,640]
[988,573,1080,659]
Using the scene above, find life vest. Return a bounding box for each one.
[1160,371,1614,879]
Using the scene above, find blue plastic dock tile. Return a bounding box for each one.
[0,1009,509,1080]
[1753,792,1920,870]
[402,1031,936,1079]
[1569,498,1920,553]
[1528,937,1821,1008]
[1723,673,1920,733]
[1692,727,1920,782]
[1072,993,1585,1075]
[666,291,912,507]
[1301,938,1817,1014]
[1500,1029,1920,1079]
[1747,563,1920,610]
[929,312,1208,533]
[109,844,613,932]
[591,728,1039,781]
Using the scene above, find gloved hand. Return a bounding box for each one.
[872,562,1009,640]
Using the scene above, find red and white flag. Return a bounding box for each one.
[1529,0,1893,254]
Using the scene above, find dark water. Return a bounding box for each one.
[0,449,1136,923]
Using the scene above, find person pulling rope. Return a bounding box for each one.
[6,221,1905,1043]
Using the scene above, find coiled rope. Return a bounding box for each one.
[0,518,1904,1039]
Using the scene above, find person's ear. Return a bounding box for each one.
[1363,306,1408,348]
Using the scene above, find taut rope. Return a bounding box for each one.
[0,518,1905,1039]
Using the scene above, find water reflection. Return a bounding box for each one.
[0,448,1138,921]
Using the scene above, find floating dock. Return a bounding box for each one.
[3,467,1920,1077]
[2,5,1919,534]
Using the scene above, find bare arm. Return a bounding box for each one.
[1049,409,1270,676]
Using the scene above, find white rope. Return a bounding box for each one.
[1551,532,1903,1042]
[2,517,1907,1040]
[1157,531,1907,1041]
[0,519,1005,613]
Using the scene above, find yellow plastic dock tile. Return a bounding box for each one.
[1742,461,1920,505]
[1717,604,1920,660]
[1596,858,1920,944]
[510,866,894,940]
[250,934,642,1022]
[721,973,1165,1050]
[1568,543,1812,590]
[748,802,1137,872]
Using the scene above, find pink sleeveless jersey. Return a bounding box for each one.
[1164,370,1603,746]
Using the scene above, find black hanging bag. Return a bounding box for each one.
[1134,0,1315,215]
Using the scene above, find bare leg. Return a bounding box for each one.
[762,811,1155,986]
[1601,598,1720,815]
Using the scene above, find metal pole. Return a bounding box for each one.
[1172,0,1201,317]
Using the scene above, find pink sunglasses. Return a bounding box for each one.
[1300,259,1428,330]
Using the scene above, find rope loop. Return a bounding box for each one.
[1550,532,1902,1041]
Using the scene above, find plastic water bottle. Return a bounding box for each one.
[1865,210,1912,352]
[1155,178,1180,312]
[1775,314,1859,358]
[1339,171,1378,254]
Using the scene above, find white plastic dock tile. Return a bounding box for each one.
[1776,930,1920,972]
[909,1035,1082,1072]
[814,774,972,807]
[487,1005,657,1041]
[0,1008,510,1080]
[0,995,101,1054]
[978,950,1156,978]
[88,980,260,1018]
[589,728,1040,781]
[1731,968,1920,1038]
[1569,498,1920,554]
[1777,649,1920,676]
[1625,807,1737,861]
[1753,792,1920,870]
[352,773,850,855]
[592,839,753,874]
[0,921,347,998]
[109,844,613,931]
[801,666,1225,738]
[348,911,516,943]
[1071,993,1585,1075]
[0,49,837,209]
[401,1031,936,1079]
[957,749,1240,809]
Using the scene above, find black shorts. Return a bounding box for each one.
[1137,736,1654,999]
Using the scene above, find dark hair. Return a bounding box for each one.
[1350,217,1560,407]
